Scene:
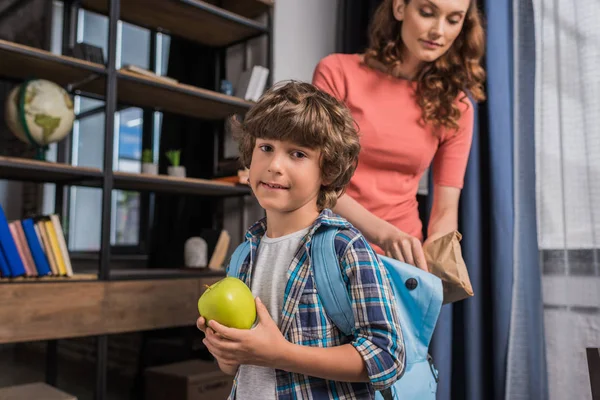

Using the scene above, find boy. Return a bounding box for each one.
[196,81,404,399]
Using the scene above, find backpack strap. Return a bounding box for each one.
[227,240,251,278]
[311,228,355,336]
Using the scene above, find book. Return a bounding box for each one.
[235,65,270,101]
[0,203,26,277]
[35,220,59,275]
[21,218,52,276]
[121,64,179,85]
[14,222,38,276]
[50,214,74,277]
[43,218,67,276]
[9,222,36,276]
[208,230,230,271]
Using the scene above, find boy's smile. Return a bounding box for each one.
[259,181,290,190]
[249,138,322,236]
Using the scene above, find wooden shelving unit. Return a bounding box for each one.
[0,39,106,85]
[115,69,253,119]
[0,156,103,186]
[80,0,268,46]
[0,156,250,196]
[0,0,273,398]
[0,267,225,284]
[0,39,253,120]
[0,274,223,344]
[113,170,251,196]
[220,0,274,18]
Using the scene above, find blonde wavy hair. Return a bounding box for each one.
[230,81,361,210]
[364,0,486,131]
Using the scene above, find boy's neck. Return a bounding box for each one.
[264,206,320,238]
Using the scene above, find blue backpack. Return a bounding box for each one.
[228,226,443,399]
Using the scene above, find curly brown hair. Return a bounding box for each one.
[364,0,486,131]
[230,81,361,210]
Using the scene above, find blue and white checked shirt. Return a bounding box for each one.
[227,209,405,399]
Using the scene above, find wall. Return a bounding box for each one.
[272,0,339,83]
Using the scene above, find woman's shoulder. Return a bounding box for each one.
[437,92,475,141]
[315,53,362,74]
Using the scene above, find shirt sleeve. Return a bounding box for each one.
[312,54,346,101]
[340,232,405,391]
[432,95,475,189]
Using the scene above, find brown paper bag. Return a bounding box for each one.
[423,231,474,304]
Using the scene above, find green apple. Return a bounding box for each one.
[197,277,257,329]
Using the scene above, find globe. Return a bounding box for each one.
[5,79,75,151]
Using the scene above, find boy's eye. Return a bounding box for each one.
[291,151,307,159]
[259,144,273,152]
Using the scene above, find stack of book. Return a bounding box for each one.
[0,204,73,279]
[235,65,270,102]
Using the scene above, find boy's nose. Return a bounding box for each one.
[267,154,284,174]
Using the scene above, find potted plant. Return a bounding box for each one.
[141,149,158,175]
[166,149,185,177]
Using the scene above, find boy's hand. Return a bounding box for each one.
[202,297,288,368]
[197,316,240,375]
[215,358,239,376]
[196,316,209,334]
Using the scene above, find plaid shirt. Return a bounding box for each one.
[226,209,405,399]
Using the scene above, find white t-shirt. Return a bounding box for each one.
[235,227,309,400]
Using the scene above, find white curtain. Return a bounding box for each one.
[533,1,600,399]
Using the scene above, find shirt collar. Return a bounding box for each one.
[244,208,351,242]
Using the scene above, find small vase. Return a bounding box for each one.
[167,165,186,178]
[141,163,158,175]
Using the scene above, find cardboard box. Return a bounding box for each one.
[0,382,77,400]
[145,359,233,400]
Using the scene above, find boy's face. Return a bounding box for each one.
[249,138,322,215]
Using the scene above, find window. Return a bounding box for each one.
[49,1,171,253]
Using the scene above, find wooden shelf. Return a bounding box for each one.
[113,171,251,196]
[0,273,99,283]
[0,156,103,187]
[0,39,106,86]
[0,157,249,196]
[80,0,268,47]
[218,0,274,18]
[0,274,223,344]
[108,267,225,280]
[115,69,253,119]
[0,268,224,283]
[0,40,252,120]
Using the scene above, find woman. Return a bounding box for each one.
[312,0,486,271]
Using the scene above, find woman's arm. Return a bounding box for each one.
[332,194,388,246]
[425,185,461,246]
[334,194,429,271]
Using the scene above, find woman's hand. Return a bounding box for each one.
[379,225,429,272]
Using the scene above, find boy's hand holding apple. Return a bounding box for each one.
[203,296,289,368]
[197,277,288,370]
